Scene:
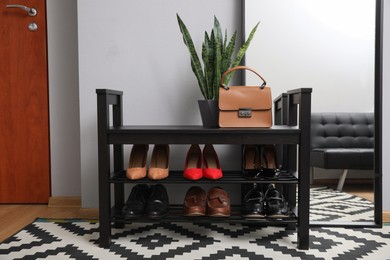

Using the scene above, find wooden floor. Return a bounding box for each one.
[0,204,98,243]
[315,182,375,202]
[0,183,386,243]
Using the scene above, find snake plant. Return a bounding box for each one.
[177,14,259,100]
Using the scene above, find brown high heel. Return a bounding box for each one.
[148,144,170,180]
[126,144,149,180]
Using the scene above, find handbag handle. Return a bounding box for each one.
[219,65,267,90]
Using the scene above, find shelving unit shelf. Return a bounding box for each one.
[96,88,312,249]
[110,205,298,224]
[110,170,298,184]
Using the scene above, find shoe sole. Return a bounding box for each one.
[207,213,230,217]
[242,213,266,218]
[183,212,206,217]
[266,213,290,218]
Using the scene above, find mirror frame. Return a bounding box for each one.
[374,0,383,227]
[242,0,383,227]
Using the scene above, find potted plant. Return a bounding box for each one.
[177,14,259,127]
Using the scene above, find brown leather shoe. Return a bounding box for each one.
[183,186,206,216]
[207,187,231,217]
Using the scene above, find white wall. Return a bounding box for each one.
[46,0,81,196]
[244,0,375,113]
[77,0,242,207]
[246,0,375,181]
[383,0,390,211]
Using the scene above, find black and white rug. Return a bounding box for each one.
[1,219,389,259]
[310,187,374,222]
[0,187,386,259]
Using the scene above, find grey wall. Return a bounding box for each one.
[77,0,242,207]
[47,0,81,197]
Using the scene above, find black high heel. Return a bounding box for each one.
[259,145,281,178]
[242,145,261,178]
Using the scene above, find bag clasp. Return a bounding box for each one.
[238,108,252,118]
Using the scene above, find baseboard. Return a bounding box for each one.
[48,196,81,208]
[383,211,390,223]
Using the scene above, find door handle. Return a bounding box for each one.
[6,4,37,17]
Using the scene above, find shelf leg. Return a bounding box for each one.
[286,223,296,230]
[296,89,311,250]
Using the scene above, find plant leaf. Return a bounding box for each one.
[202,36,212,99]
[223,29,228,52]
[213,16,223,52]
[221,31,237,75]
[177,14,207,99]
[213,33,222,99]
[212,16,223,99]
[207,30,216,99]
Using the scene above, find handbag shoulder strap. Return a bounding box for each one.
[219,65,266,90]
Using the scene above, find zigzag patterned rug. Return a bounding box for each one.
[1,220,389,259]
[1,187,387,259]
[310,187,374,222]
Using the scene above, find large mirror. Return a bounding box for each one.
[244,0,381,225]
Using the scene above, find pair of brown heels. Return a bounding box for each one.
[242,145,280,179]
[126,144,169,180]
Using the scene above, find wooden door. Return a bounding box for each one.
[0,0,50,203]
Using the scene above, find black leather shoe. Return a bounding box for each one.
[241,184,265,218]
[264,185,289,218]
[122,184,149,218]
[146,184,169,218]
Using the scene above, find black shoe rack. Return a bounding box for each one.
[96,88,312,249]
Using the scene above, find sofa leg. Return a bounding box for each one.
[310,167,314,185]
[337,169,348,191]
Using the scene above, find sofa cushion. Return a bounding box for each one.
[311,148,374,169]
[310,113,374,170]
[311,113,374,149]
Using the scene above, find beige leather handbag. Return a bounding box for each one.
[218,66,272,128]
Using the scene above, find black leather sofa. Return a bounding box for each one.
[310,113,374,190]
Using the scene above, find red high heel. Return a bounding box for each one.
[202,144,223,180]
[183,144,203,180]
